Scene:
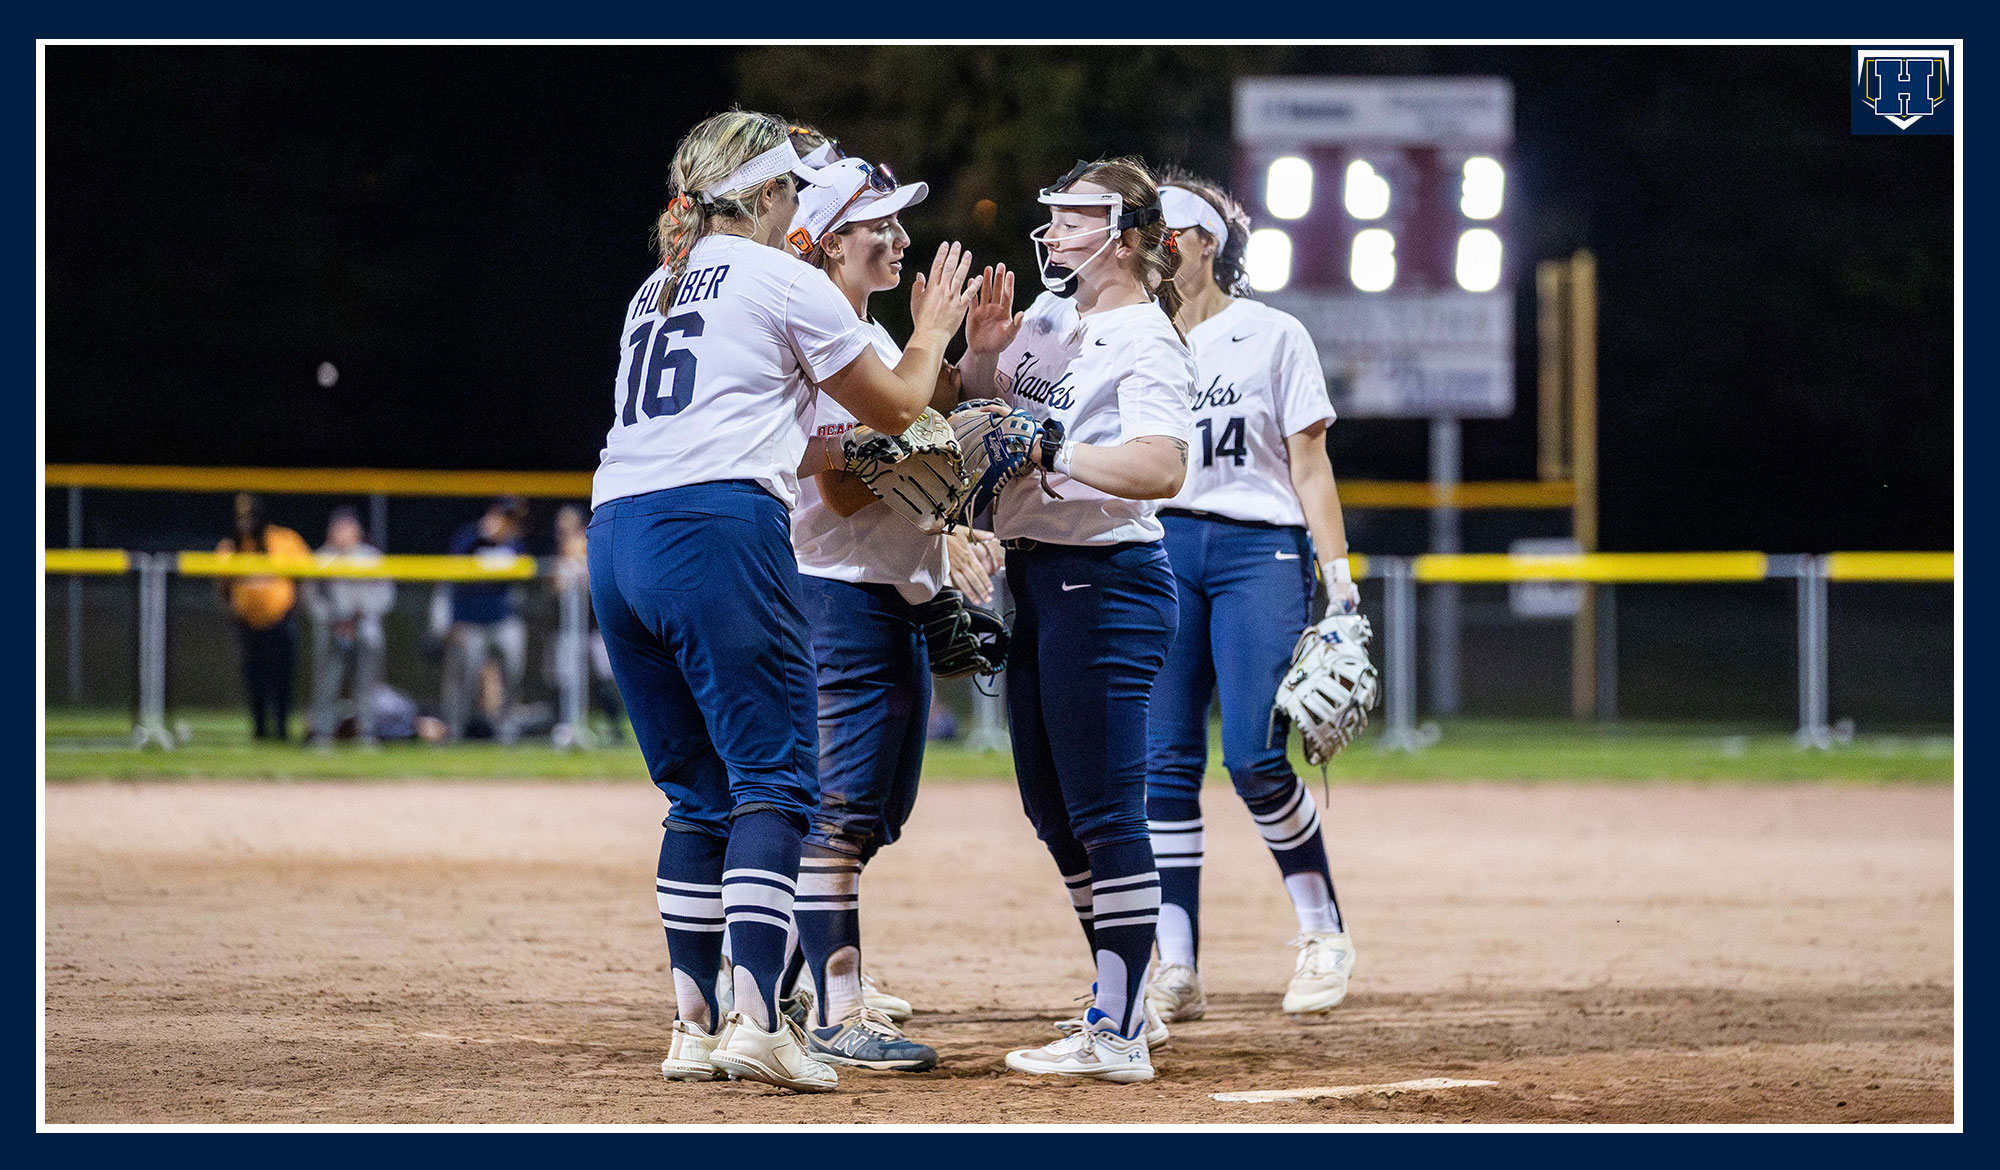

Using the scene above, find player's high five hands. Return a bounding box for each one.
[908,242,979,351]
[964,263,1024,357]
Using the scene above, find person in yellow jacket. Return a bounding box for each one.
[216,492,311,741]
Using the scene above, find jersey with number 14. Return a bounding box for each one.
[592,235,872,511]
[1167,299,1336,528]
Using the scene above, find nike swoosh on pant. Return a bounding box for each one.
[1275,552,1301,560]
[1062,582,1092,591]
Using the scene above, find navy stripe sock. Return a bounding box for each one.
[1085,838,1160,1039]
[796,847,863,1029]
[722,809,804,1032]
[1247,778,1343,934]
[655,827,727,1031]
[1147,794,1204,968]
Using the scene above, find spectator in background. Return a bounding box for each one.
[215,492,311,741]
[442,496,529,744]
[305,506,396,746]
[549,503,626,743]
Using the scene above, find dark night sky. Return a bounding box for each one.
[43,45,1955,553]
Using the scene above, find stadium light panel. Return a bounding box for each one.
[1245,229,1293,291]
[1265,157,1313,220]
[1455,228,1503,292]
[1342,160,1391,220]
[1349,229,1396,292]
[1460,156,1505,220]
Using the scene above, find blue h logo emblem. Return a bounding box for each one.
[1853,46,1953,135]
[1871,58,1937,118]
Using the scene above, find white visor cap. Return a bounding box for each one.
[789,157,929,252]
[700,140,833,202]
[1161,186,1231,249]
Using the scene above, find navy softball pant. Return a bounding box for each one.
[799,575,930,861]
[1145,511,1317,805]
[588,481,820,836]
[1006,540,1179,857]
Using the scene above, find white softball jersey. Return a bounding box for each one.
[592,234,873,511]
[792,318,949,601]
[1167,299,1337,527]
[991,292,1197,546]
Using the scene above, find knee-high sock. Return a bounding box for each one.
[795,848,863,1029]
[1147,795,1204,968]
[1084,838,1160,1039]
[656,827,728,1031]
[722,810,803,1031]
[1247,778,1343,934]
[1039,834,1097,953]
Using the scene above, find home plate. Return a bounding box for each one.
[1212,1078,1498,1103]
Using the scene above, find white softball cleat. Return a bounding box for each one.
[708,1010,840,1093]
[1282,931,1357,1015]
[659,1018,726,1082]
[1145,962,1207,1023]
[861,970,914,1023]
[1005,1015,1155,1084]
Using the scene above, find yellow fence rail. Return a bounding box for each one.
[1414,551,1771,583]
[42,549,131,575]
[43,548,1954,584]
[1825,552,1956,582]
[45,464,592,500]
[174,552,538,582]
[46,463,1575,511]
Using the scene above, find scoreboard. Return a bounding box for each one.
[1233,77,1515,418]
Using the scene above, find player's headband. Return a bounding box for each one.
[1037,159,1163,232]
[1160,186,1230,248]
[700,140,831,203]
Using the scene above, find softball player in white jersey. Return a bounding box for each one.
[779,149,956,1073]
[960,157,1195,1083]
[590,109,974,1094]
[1140,171,1363,1023]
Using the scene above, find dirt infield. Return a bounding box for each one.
[44,779,1954,1125]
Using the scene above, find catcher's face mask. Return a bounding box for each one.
[1029,161,1163,297]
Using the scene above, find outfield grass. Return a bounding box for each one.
[42,708,1953,783]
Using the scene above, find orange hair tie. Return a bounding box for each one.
[669,193,694,214]
[1164,228,1181,256]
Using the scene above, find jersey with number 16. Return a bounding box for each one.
[592,235,872,511]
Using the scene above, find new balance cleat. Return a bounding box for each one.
[1145,962,1207,1023]
[659,1018,725,1082]
[1282,931,1357,1015]
[861,970,914,1023]
[808,1005,939,1072]
[1004,1011,1154,1083]
[708,1011,839,1093]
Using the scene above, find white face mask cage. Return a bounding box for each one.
[1032,187,1123,295]
[1029,169,1165,295]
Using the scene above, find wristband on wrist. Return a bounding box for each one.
[1325,556,1352,585]
[1040,419,1070,475]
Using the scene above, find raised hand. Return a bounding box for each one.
[910,242,978,347]
[964,262,1024,357]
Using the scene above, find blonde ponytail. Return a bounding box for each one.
[652,109,792,306]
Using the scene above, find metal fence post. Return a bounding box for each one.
[1795,556,1832,749]
[134,554,174,750]
[556,568,592,750]
[1378,557,1425,752]
[68,486,84,705]
[1595,584,1618,721]
[962,569,1012,754]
